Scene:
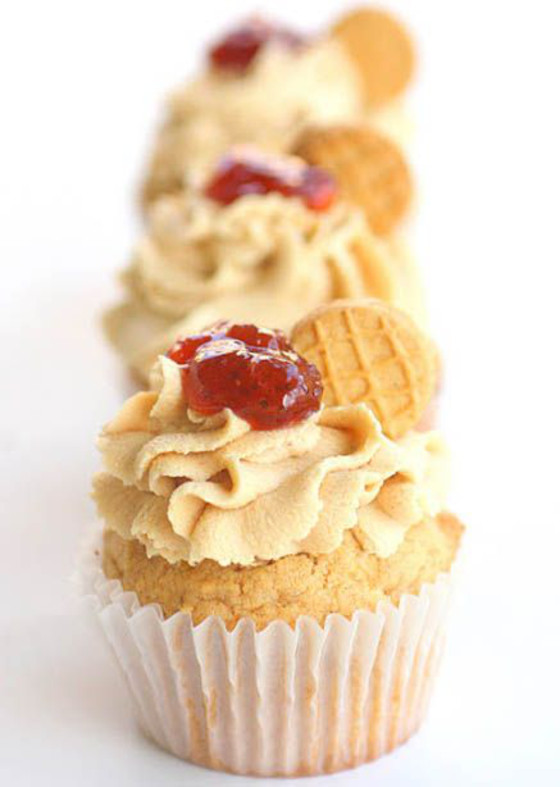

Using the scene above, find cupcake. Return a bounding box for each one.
[105,147,424,384]
[141,8,414,206]
[83,299,463,776]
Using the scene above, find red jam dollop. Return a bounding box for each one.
[209,18,306,73]
[205,152,338,211]
[166,322,323,430]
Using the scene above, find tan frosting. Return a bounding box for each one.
[105,188,420,382]
[128,191,336,319]
[93,356,449,567]
[150,39,363,182]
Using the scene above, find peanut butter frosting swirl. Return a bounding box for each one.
[128,192,338,319]
[93,356,449,567]
[105,188,416,382]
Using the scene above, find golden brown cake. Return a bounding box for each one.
[103,513,462,630]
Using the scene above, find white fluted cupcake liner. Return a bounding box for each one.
[77,526,456,777]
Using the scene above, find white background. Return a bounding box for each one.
[1,1,559,784]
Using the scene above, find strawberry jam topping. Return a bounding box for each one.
[209,18,305,73]
[166,322,322,430]
[205,151,338,211]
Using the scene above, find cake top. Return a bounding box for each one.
[94,300,445,568]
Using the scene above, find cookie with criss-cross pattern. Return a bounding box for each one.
[291,298,438,439]
[293,125,412,236]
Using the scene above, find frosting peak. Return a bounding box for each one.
[93,357,449,567]
[105,184,410,382]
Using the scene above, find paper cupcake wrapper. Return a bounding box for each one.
[77,527,456,777]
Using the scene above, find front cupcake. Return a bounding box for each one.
[84,299,463,776]
[106,148,423,383]
[142,9,414,205]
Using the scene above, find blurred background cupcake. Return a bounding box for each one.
[105,143,423,383]
[141,8,414,205]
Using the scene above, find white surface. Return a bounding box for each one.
[1,1,559,784]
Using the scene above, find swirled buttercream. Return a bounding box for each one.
[105,189,415,382]
[93,356,449,566]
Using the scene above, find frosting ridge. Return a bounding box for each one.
[105,189,407,381]
[93,356,449,566]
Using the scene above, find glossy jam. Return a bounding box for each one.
[205,153,338,211]
[209,18,305,73]
[166,323,322,430]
